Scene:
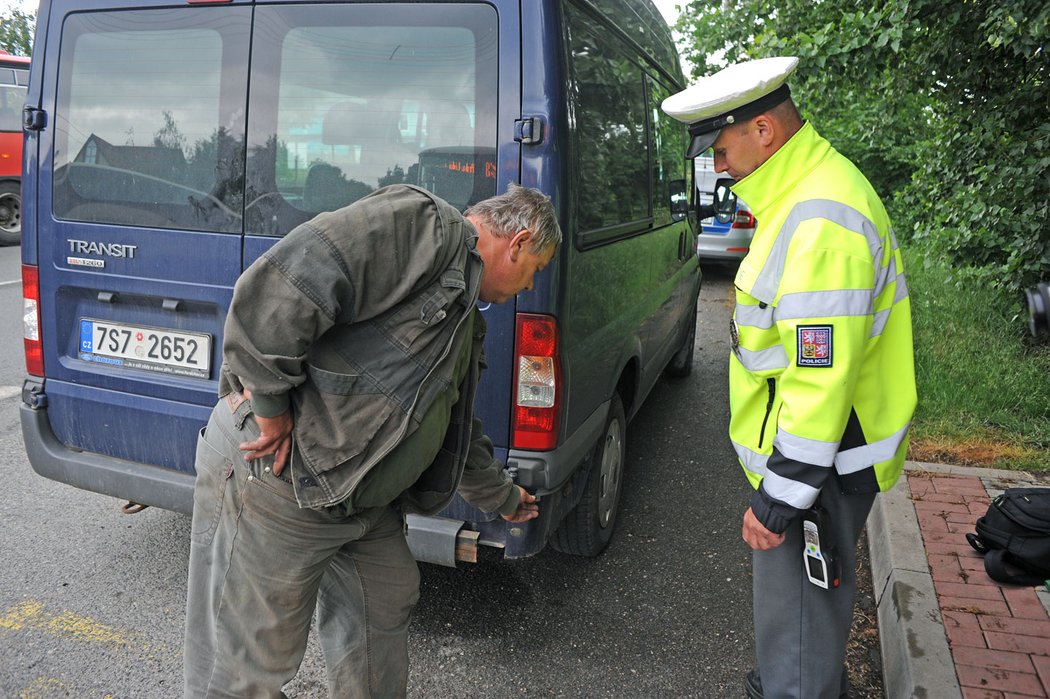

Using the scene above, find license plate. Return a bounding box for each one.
[79,319,211,378]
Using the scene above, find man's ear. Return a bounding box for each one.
[509,229,533,261]
[753,114,776,147]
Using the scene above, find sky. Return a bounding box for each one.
[652,0,683,26]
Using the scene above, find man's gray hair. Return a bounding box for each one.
[465,183,562,252]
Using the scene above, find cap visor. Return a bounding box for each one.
[685,130,720,159]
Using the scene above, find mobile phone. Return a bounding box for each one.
[802,507,840,589]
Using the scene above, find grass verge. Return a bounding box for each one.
[905,247,1050,472]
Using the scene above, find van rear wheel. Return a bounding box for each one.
[0,182,21,245]
[551,394,626,557]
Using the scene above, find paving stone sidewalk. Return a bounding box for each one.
[869,462,1050,699]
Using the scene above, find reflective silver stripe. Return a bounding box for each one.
[761,470,820,509]
[734,441,770,476]
[774,288,873,322]
[895,273,909,304]
[750,200,884,304]
[737,344,789,371]
[736,303,775,329]
[773,428,839,467]
[870,308,890,338]
[834,422,911,474]
[873,250,896,299]
[870,271,910,338]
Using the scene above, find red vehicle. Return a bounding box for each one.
[0,51,29,245]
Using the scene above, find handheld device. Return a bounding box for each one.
[802,507,840,589]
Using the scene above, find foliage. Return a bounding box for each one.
[675,0,1050,293]
[0,8,33,56]
[904,247,1050,470]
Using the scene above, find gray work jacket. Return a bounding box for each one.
[218,185,517,514]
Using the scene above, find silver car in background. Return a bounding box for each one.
[694,155,756,264]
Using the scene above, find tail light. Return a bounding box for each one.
[732,210,756,228]
[512,313,560,450]
[22,263,43,376]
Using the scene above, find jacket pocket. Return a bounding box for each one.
[294,369,398,475]
[376,270,465,352]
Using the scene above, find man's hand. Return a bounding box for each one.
[742,506,786,550]
[501,486,540,523]
[240,409,294,476]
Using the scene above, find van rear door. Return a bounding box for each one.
[238,2,518,453]
[33,2,250,485]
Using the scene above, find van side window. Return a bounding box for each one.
[647,77,688,226]
[565,5,650,233]
[52,9,251,233]
[244,5,498,236]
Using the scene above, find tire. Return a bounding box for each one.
[550,394,626,557]
[0,181,21,246]
[664,300,697,378]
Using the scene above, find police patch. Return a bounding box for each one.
[797,325,833,367]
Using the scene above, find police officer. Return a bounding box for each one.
[663,57,917,698]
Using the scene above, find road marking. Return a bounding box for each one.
[0,600,128,645]
[0,385,22,401]
[0,279,21,287]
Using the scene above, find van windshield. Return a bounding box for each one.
[244,4,499,236]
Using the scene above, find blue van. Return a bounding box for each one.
[21,0,700,565]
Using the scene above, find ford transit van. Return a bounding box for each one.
[21,0,700,565]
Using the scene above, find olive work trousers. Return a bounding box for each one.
[183,398,420,698]
[752,477,876,699]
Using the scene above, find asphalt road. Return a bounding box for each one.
[0,255,759,698]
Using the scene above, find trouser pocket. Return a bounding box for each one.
[190,425,234,546]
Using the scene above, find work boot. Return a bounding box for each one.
[744,669,763,698]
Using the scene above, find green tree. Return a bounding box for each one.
[0,8,34,56]
[675,0,1050,291]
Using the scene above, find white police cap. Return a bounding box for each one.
[662,56,799,159]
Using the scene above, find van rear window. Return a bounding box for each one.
[244,4,498,236]
[52,8,251,233]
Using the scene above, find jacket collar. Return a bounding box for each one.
[731,121,830,220]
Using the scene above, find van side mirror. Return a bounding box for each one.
[669,178,688,221]
[698,177,738,224]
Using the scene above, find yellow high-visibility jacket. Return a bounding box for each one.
[729,122,916,533]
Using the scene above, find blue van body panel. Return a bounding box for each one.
[22,0,698,563]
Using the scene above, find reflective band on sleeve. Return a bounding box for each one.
[773,428,839,467]
[834,422,911,474]
[894,274,909,304]
[870,308,890,338]
[870,272,909,338]
[736,303,775,329]
[774,288,874,322]
[737,344,789,372]
[749,199,884,304]
[761,469,820,509]
[733,441,770,477]
[874,253,896,299]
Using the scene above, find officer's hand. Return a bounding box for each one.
[742,507,786,550]
[501,486,539,523]
[240,409,294,476]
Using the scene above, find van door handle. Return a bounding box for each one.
[678,230,688,259]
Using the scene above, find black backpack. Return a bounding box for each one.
[966,487,1050,586]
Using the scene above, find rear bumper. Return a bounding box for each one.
[21,387,608,565]
[414,399,609,565]
[697,228,753,262]
[21,402,195,514]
